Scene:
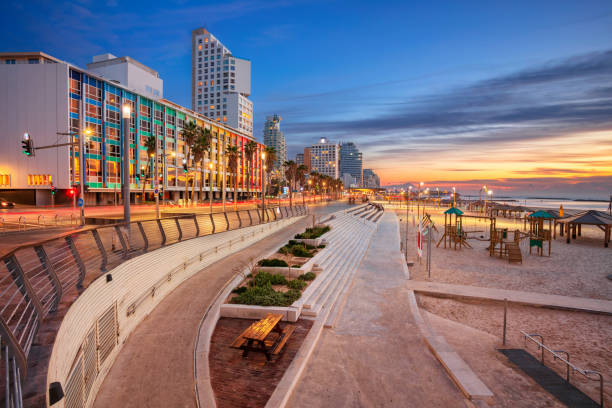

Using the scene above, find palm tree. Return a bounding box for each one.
[283,160,297,208]
[142,134,156,201]
[296,164,308,205]
[226,145,240,211]
[192,127,212,205]
[263,146,276,199]
[244,141,257,200]
[181,121,198,206]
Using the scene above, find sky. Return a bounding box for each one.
[1,0,611,198]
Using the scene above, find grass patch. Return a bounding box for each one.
[258,258,289,267]
[251,271,287,287]
[230,284,301,307]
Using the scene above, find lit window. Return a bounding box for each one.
[205,37,209,43]
[198,45,202,50]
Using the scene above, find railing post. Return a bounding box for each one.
[65,236,86,289]
[210,213,216,234]
[91,229,108,272]
[247,210,253,226]
[237,211,242,228]
[34,245,62,312]
[175,218,183,241]
[224,212,230,231]
[193,215,200,237]
[137,221,149,251]
[0,319,28,381]
[113,225,129,259]
[256,208,262,224]
[157,219,166,245]
[4,255,45,322]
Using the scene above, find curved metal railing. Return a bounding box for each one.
[0,204,308,406]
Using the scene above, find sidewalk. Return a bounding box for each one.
[287,212,466,407]
[406,280,612,315]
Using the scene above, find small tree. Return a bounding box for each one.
[297,164,308,205]
[264,146,277,198]
[192,126,211,205]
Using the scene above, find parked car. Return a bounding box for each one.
[0,197,15,208]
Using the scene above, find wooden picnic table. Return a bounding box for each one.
[231,313,295,361]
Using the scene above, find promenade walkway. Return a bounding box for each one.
[92,205,343,408]
[406,281,612,315]
[287,212,466,407]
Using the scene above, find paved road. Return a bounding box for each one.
[288,212,466,408]
[93,204,344,408]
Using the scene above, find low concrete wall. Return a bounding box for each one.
[46,216,303,408]
[219,304,300,322]
[257,265,311,278]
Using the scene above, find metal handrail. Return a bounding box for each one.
[0,205,307,406]
[521,331,604,407]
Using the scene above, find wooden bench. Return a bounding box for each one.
[231,313,296,361]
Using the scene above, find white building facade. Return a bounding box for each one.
[192,28,253,136]
[310,137,339,179]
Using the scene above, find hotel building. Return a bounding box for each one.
[0,51,264,206]
[192,28,253,136]
[339,142,363,187]
[310,138,339,179]
[263,114,287,173]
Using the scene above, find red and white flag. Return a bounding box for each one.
[417,218,423,258]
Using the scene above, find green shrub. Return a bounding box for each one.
[232,286,247,294]
[252,271,287,287]
[305,244,316,250]
[294,225,331,239]
[317,244,326,249]
[288,240,298,246]
[258,258,289,267]
[230,284,301,306]
[291,245,313,258]
[298,272,316,281]
[287,279,307,290]
[278,246,290,255]
[292,265,301,268]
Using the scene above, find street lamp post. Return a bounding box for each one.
[483,185,488,215]
[209,162,214,213]
[261,152,266,220]
[122,104,131,224]
[453,186,456,208]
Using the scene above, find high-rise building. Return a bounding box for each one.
[0,51,264,206]
[296,153,304,166]
[263,114,287,172]
[192,28,253,136]
[339,142,362,186]
[310,137,339,179]
[363,169,381,188]
[303,147,312,172]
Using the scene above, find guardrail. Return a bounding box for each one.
[522,331,604,407]
[0,204,307,406]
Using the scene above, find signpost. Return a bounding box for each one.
[77,198,84,207]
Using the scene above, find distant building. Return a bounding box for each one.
[363,169,380,188]
[263,114,287,172]
[296,153,304,166]
[311,137,339,179]
[339,142,362,186]
[86,53,163,99]
[192,28,253,135]
[303,147,312,172]
[341,173,358,188]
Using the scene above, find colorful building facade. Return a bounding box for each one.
[0,52,264,205]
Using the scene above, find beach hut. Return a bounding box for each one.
[558,210,612,248]
[528,210,554,256]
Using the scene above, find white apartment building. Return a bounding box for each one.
[192,28,253,136]
[310,137,339,179]
[87,54,163,99]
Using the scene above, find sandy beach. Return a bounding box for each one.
[391,206,611,406]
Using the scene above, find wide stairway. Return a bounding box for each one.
[295,204,384,326]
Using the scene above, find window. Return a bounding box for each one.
[28,174,52,185]
[5,59,15,64]
[108,144,120,158]
[0,174,11,186]
[28,58,39,64]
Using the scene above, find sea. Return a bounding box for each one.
[495,198,611,212]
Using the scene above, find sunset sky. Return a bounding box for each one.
[1,0,611,198]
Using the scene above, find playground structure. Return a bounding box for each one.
[437,207,496,250]
[527,210,554,256]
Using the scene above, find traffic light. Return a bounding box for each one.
[21,133,34,156]
[50,186,56,195]
[182,158,188,173]
[67,188,75,197]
